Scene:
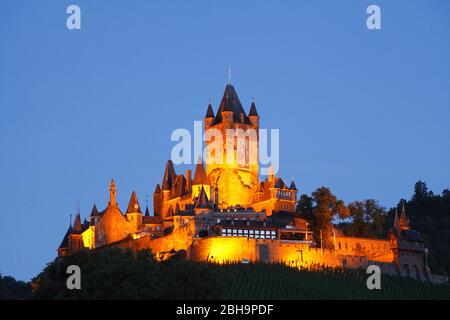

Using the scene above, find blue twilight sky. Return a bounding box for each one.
[0,0,449,281]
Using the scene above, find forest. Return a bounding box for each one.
[296,180,450,276]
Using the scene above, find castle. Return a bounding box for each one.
[58,82,437,282]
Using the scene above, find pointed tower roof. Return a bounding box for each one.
[90,204,99,217]
[145,205,150,217]
[212,84,250,125]
[393,208,400,231]
[72,213,82,232]
[193,159,210,186]
[289,180,297,191]
[195,186,213,209]
[274,177,286,189]
[154,184,161,193]
[162,160,176,190]
[126,191,142,214]
[205,102,215,118]
[249,101,259,117]
[58,225,73,249]
[400,203,409,229]
[109,179,117,206]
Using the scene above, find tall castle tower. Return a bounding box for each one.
[204,83,260,208]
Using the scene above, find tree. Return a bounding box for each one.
[0,274,32,299]
[310,187,349,248]
[346,200,386,238]
[413,180,431,201]
[296,194,314,219]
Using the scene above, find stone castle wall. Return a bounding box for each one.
[112,230,394,270]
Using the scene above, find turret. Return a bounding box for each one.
[89,204,99,226]
[153,184,162,216]
[162,160,176,202]
[126,191,143,232]
[109,179,117,207]
[204,101,215,129]
[68,213,83,253]
[249,100,259,127]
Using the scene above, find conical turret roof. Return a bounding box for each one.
[162,160,176,190]
[212,84,251,125]
[249,101,258,117]
[126,191,142,214]
[72,213,82,232]
[193,159,210,186]
[205,103,214,118]
[90,204,99,217]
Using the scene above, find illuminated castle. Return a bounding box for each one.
[58,82,435,282]
[153,83,297,219]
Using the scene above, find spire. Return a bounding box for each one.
[145,204,150,217]
[90,204,99,217]
[205,101,215,118]
[109,179,117,206]
[73,213,82,232]
[162,160,176,190]
[249,100,258,117]
[154,184,161,193]
[58,225,73,249]
[394,208,400,230]
[400,202,409,229]
[193,158,210,186]
[289,180,297,191]
[212,84,248,125]
[228,64,231,84]
[126,191,142,214]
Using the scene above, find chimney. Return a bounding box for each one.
[186,169,192,192]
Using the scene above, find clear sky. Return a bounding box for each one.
[0,0,449,281]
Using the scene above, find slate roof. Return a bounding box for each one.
[205,103,215,118]
[126,191,142,214]
[274,177,286,189]
[58,226,72,249]
[289,181,297,191]
[162,160,176,190]
[249,101,258,117]
[90,204,99,217]
[212,84,252,125]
